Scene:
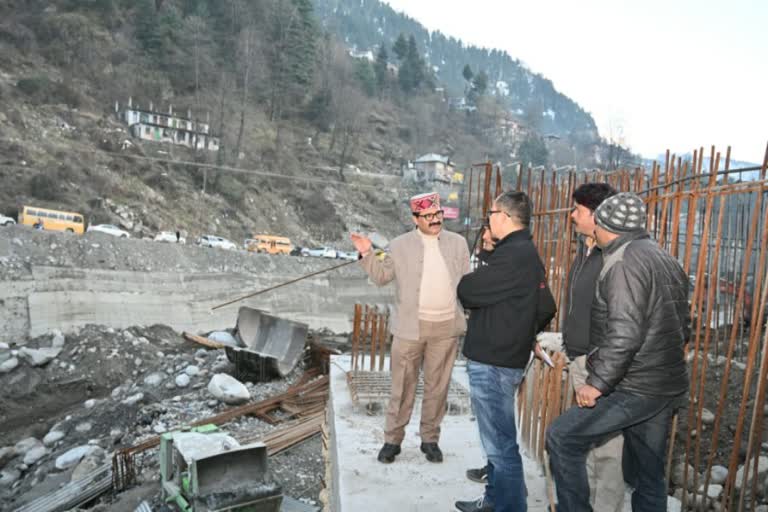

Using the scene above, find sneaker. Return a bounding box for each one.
[377,443,401,463]
[466,465,488,484]
[420,442,443,463]
[455,495,494,512]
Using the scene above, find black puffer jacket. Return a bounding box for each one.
[587,230,690,397]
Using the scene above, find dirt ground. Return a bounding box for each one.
[0,324,331,510]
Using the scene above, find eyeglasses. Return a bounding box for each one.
[413,210,445,221]
[487,209,508,221]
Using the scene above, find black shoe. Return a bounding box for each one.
[455,496,494,512]
[466,465,488,484]
[377,443,401,463]
[420,442,443,463]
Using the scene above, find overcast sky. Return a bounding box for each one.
[383,0,767,164]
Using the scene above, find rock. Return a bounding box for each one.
[153,422,167,434]
[207,331,240,347]
[0,357,19,373]
[185,365,200,377]
[51,330,65,348]
[0,447,15,469]
[55,445,96,470]
[666,495,682,512]
[143,372,165,387]
[703,483,723,499]
[710,465,729,485]
[0,469,21,487]
[71,449,104,481]
[84,399,97,409]
[19,346,61,366]
[701,408,715,425]
[75,422,92,433]
[755,506,768,512]
[672,461,697,490]
[14,437,42,456]
[23,445,48,465]
[208,374,250,405]
[122,393,145,406]
[195,349,208,358]
[735,456,768,490]
[175,374,191,388]
[43,430,65,447]
[207,400,218,408]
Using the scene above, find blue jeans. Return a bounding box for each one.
[467,360,527,512]
[546,390,679,512]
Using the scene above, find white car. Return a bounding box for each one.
[196,235,237,251]
[87,224,131,238]
[337,250,359,261]
[154,231,186,244]
[301,246,337,259]
[0,215,15,226]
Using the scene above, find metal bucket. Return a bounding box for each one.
[234,307,309,377]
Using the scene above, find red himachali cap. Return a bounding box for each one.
[410,192,440,212]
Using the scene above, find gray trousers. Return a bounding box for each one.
[569,355,626,512]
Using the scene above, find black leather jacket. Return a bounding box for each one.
[587,231,690,397]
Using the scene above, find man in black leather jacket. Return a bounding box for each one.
[547,192,689,512]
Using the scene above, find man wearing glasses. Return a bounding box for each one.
[455,191,556,512]
[351,192,470,464]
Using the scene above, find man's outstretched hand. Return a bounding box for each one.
[350,233,372,256]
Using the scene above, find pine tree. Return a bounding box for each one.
[472,70,488,95]
[392,33,407,61]
[374,44,388,91]
[354,60,376,97]
[135,0,162,58]
[462,64,473,83]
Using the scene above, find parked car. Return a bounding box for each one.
[154,231,186,244]
[0,214,15,226]
[301,246,337,259]
[87,224,131,238]
[337,250,359,261]
[196,235,237,250]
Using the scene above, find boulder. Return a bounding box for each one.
[207,374,250,405]
[14,437,42,456]
[23,445,48,465]
[43,430,65,447]
[735,456,768,490]
[55,445,96,470]
[0,357,18,373]
[206,331,240,347]
[143,372,165,387]
[0,447,15,469]
[185,365,200,377]
[121,393,144,406]
[672,461,697,490]
[0,469,21,487]
[19,346,61,366]
[175,374,190,388]
[710,465,729,485]
[701,408,715,425]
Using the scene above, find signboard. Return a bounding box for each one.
[448,191,459,201]
[452,172,464,184]
[443,206,460,220]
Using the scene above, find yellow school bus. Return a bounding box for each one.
[19,206,85,234]
[246,235,293,255]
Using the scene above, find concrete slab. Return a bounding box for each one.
[328,355,551,512]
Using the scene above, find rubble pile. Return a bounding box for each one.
[0,323,328,510]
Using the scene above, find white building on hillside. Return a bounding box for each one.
[116,97,220,151]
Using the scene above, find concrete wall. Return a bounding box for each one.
[0,261,393,344]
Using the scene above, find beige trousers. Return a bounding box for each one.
[384,319,458,444]
[570,355,626,512]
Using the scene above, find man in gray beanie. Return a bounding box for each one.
[547,192,690,512]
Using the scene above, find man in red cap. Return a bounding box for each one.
[351,191,470,464]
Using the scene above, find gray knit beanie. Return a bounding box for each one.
[594,192,647,233]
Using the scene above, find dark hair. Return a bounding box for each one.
[572,183,617,212]
[495,191,532,227]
